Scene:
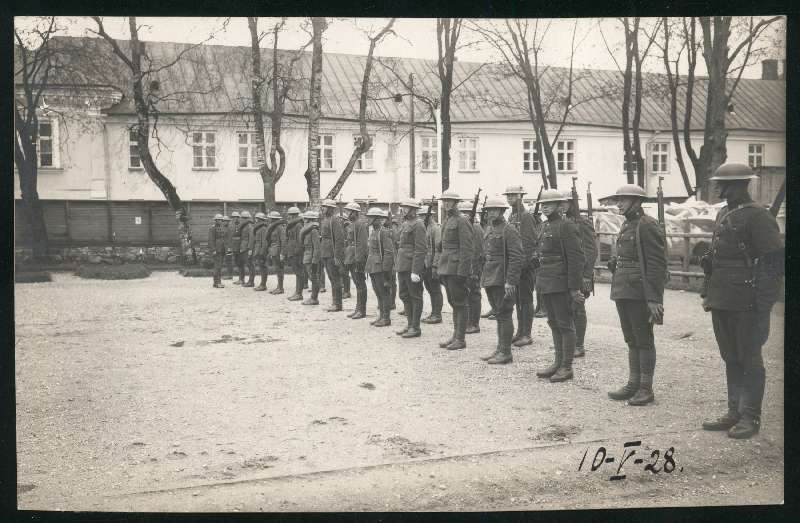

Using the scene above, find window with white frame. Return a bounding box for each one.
[318,134,335,170]
[522,139,541,172]
[457,136,478,171]
[37,119,58,168]
[353,135,374,170]
[191,131,216,169]
[650,142,669,174]
[748,144,764,168]
[129,129,141,169]
[237,132,262,169]
[622,150,638,175]
[421,135,438,171]
[556,140,575,172]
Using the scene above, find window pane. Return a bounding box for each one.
[238,133,248,145]
[192,132,202,143]
[193,155,203,168]
[39,123,52,137]
[40,153,53,167]
[129,129,138,142]
[130,145,139,157]
[130,156,141,168]
[40,140,52,155]
[206,146,215,160]
[239,147,248,167]
[323,135,333,145]
[206,155,215,168]
[205,133,215,143]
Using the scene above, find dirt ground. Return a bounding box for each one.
[14,271,784,511]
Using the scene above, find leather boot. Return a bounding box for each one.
[213,282,225,288]
[446,307,467,350]
[608,346,640,400]
[465,303,480,334]
[396,299,411,335]
[702,412,741,431]
[287,293,303,301]
[487,345,513,364]
[727,414,760,439]
[375,302,391,327]
[439,310,457,348]
[403,299,422,338]
[703,366,741,430]
[629,349,655,405]
[302,297,319,305]
[550,331,574,382]
[513,303,532,347]
[255,272,267,291]
[480,345,499,361]
[512,303,522,343]
[481,309,495,319]
[537,330,562,378]
[351,293,366,319]
[488,320,513,364]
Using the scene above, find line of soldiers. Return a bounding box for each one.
[206,163,782,438]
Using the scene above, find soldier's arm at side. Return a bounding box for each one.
[208,226,214,248]
[412,221,427,275]
[562,220,585,291]
[640,218,667,303]
[432,224,442,268]
[520,212,537,262]
[333,218,345,261]
[581,218,598,277]
[457,218,474,277]
[505,226,525,287]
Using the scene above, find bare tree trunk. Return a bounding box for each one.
[13,110,49,256]
[662,18,695,196]
[304,17,325,205]
[621,18,635,185]
[436,18,461,192]
[631,19,646,188]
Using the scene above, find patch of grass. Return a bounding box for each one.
[15,271,52,283]
[75,263,151,280]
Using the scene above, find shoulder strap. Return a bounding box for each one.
[558,219,568,278]
[635,220,651,302]
[722,204,758,268]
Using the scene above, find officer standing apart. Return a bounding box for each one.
[479,197,525,364]
[700,163,783,439]
[230,212,243,283]
[222,215,234,280]
[266,211,287,294]
[208,214,226,288]
[320,199,346,312]
[567,195,599,358]
[300,210,321,306]
[285,207,306,301]
[458,200,485,335]
[504,186,538,347]
[345,202,370,320]
[420,204,444,325]
[395,199,428,338]
[534,189,585,382]
[437,191,474,351]
[252,212,269,291]
[605,184,667,405]
[239,211,256,287]
[366,208,396,327]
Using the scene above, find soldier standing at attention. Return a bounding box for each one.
[252,212,269,291]
[700,163,783,439]
[230,212,243,284]
[437,191,474,351]
[341,219,353,300]
[320,199,346,312]
[344,202,370,320]
[366,208,395,327]
[395,199,428,338]
[221,215,234,280]
[479,197,525,364]
[457,200,485,334]
[534,189,585,382]
[504,186,538,347]
[420,205,444,325]
[239,211,256,287]
[208,214,226,288]
[605,184,667,406]
[566,196,598,358]
[266,211,287,294]
[300,210,321,306]
[285,207,306,301]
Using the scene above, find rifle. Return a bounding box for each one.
[586,182,593,220]
[532,185,544,225]
[470,188,482,224]
[479,195,489,227]
[424,195,436,228]
[570,176,580,219]
[657,176,666,233]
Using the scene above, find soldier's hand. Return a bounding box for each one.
[411,273,421,283]
[504,283,516,299]
[248,250,253,257]
[701,297,712,312]
[570,290,585,304]
[280,254,285,262]
[647,301,664,324]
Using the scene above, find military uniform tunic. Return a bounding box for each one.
[482,220,525,336]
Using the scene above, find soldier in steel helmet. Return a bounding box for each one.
[458,200,485,334]
[344,202,370,320]
[395,199,428,338]
[238,211,256,287]
[251,212,269,291]
[230,211,244,284]
[566,192,598,358]
[437,190,474,351]
[265,211,287,294]
[503,185,538,347]
[533,189,585,383]
[366,207,395,326]
[208,214,226,288]
[420,203,444,325]
[284,206,306,301]
[221,215,234,280]
[479,196,525,364]
[320,199,346,311]
[300,210,322,305]
[700,163,784,439]
[341,219,352,300]
[605,184,667,406]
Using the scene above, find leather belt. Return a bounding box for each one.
[538,255,563,265]
[617,258,640,268]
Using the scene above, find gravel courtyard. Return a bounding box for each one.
[15,271,784,511]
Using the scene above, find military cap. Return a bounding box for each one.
[502,185,527,195]
[320,199,338,208]
[708,162,757,181]
[537,188,570,203]
[214,213,224,220]
[345,202,363,212]
[254,212,267,220]
[484,196,510,209]
[268,211,281,219]
[231,211,241,218]
[399,198,421,209]
[612,184,648,198]
[240,211,252,219]
[439,190,461,200]
[222,215,231,221]
[366,207,385,218]
[304,210,319,219]
[287,206,301,214]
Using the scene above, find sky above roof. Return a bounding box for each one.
[15,16,786,79]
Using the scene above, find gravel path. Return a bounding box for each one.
[15,272,784,510]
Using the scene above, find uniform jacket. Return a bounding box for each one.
[396,217,427,274]
[470,220,485,277]
[252,222,269,257]
[344,217,369,266]
[610,213,667,303]
[481,220,524,288]
[301,224,321,265]
[320,214,345,260]
[229,221,242,251]
[425,222,441,269]
[267,222,286,257]
[367,227,396,274]
[390,221,401,271]
[223,224,233,251]
[510,209,538,265]
[208,224,226,254]
[437,212,474,277]
[239,220,254,253]
[534,215,585,295]
[344,221,355,265]
[285,219,304,257]
[705,201,782,311]
[570,215,598,279]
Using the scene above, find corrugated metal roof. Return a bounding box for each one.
[19,36,785,132]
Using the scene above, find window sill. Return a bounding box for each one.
[420,169,438,173]
[523,171,542,175]
[353,170,377,174]
[320,168,337,173]
[650,172,669,176]
[128,167,145,172]
[192,167,219,172]
[557,170,578,175]
[237,167,262,172]
[458,170,480,174]
[38,167,64,173]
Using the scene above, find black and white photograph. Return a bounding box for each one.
[12,12,786,512]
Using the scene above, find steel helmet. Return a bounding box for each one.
[439,190,461,201]
[254,212,267,220]
[268,211,281,219]
[345,202,362,213]
[502,185,527,196]
[399,198,421,209]
[366,207,385,218]
[287,206,301,215]
[483,196,510,209]
[240,211,252,219]
[304,210,319,219]
[222,215,230,221]
[537,189,570,203]
[213,213,224,220]
[231,211,241,218]
[320,199,338,208]
[709,162,757,181]
[613,184,648,198]
[457,201,473,212]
